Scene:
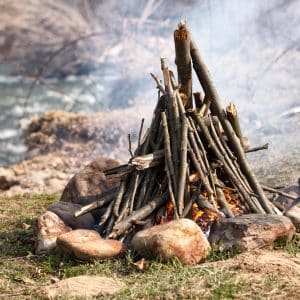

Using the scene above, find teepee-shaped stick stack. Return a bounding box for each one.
[75,22,279,243]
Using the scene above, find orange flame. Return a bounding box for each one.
[156,188,243,230]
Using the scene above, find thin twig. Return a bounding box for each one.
[128,133,134,158]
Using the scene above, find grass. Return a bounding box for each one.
[274,235,300,256]
[0,193,299,299]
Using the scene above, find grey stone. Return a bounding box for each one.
[48,201,95,229]
[60,157,118,206]
[285,207,300,231]
[209,214,296,252]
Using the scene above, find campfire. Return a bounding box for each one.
[73,21,282,243]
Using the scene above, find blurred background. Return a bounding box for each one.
[0,0,299,181]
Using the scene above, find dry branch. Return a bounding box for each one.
[190,37,275,214]
[174,21,192,108]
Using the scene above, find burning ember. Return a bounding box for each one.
[158,188,243,233]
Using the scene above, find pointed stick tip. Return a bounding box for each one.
[178,20,186,29]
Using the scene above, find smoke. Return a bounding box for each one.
[88,0,300,179]
[0,0,299,172]
[87,0,300,122]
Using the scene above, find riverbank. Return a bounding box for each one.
[1,108,299,197]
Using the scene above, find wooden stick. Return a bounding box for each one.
[74,189,116,217]
[188,128,208,177]
[135,131,163,210]
[161,58,180,185]
[165,158,179,219]
[104,215,116,237]
[113,179,127,217]
[199,96,210,117]
[109,192,168,239]
[128,133,134,158]
[187,142,216,208]
[138,118,145,149]
[104,164,133,176]
[226,102,250,151]
[196,194,223,216]
[183,188,200,218]
[161,111,178,199]
[178,115,188,215]
[261,184,298,200]
[191,112,262,213]
[128,173,142,214]
[215,187,234,218]
[130,150,164,170]
[190,37,275,214]
[187,116,215,193]
[212,122,264,213]
[150,72,166,95]
[246,143,269,153]
[209,117,257,198]
[99,201,114,226]
[174,20,192,108]
[226,102,243,139]
[193,91,203,110]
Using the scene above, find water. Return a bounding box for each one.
[0,0,299,167]
[0,71,156,166]
[0,76,104,165]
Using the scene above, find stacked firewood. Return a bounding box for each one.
[75,22,280,242]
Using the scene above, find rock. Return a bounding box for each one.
[48,201,96,229]
[0,175,19,190]
[60,156,119,206]
[209,214,296,252]
[42,275,126,299]
[131,218,210,265]
[35,211,71,254]
[272,185,300,231]
[285,207,300,231]
[273,185,300,210]
[56,229,126,261]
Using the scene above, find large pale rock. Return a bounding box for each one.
[56,229,126,261]
[48,201,96,229]
[209,214,296,252]
[60,157,118,206]
[131,218,210,265]
[42,275,126,299]
[35,211,71,254]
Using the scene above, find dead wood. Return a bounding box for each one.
[174,21,192,108]
[74,189,116,217]
[77,21,285,243]
[246,143,269,153]
[193,91,203,110]
[178,115,188,215]
[226,102,250,151]
[190,37,275,214]
[109,192,168,239]
[261,184,298,200]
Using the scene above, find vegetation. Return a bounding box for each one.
[0,194,299,299]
